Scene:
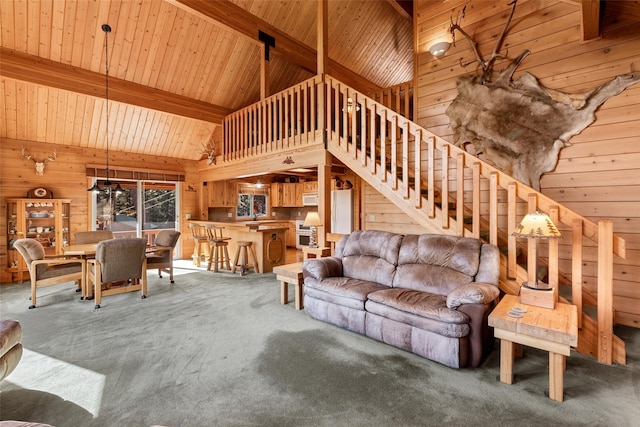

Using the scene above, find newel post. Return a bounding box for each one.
[597,219,614,364]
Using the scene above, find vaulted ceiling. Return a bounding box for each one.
[0,0,414,161]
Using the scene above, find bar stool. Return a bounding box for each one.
[189,223,209,267]
[205,225,231,272]
[232,241,260,276]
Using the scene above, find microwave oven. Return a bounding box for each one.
[302,193,318,206]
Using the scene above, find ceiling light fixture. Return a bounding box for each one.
[88,24,123,195]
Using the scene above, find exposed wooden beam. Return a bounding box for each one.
[581,0,601,41]
[0,47,231,123]
[387,0,412,21]
[169,0,382,94]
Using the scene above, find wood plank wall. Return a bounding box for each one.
[0,138,200,283]
[377,0,639,327]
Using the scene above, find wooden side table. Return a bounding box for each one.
[488,294,578,402]
[302,246,331,260]
[273,262,304,310]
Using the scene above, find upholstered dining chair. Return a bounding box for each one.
[74,230,114,244]
[13,238,85,309]
[146,230,181,283]
[87,238,147,309]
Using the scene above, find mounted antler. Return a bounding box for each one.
[199,139,216,165]
[450,0,518,83]
[22,146,57,176]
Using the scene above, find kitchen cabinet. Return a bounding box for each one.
[209,180,237,207]
[271,183,283,208]
[287,222,297,247]
[302,181,318,193]
[6,197,72,281]
[264,221,296,248]
[282,183,300,207]
[272,183,302,207]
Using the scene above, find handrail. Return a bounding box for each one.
[368,80,414,121]
[220,72,626,364]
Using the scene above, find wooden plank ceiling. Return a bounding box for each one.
[0,0,413,161]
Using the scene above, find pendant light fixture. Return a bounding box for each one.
[88,24,123,195]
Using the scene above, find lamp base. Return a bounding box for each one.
[520,283,557,309]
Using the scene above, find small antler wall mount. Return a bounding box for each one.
[22,146,57,176]
[199,139,216,165]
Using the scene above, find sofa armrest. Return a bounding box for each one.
[446,282,500,309]
[302,257,343,280]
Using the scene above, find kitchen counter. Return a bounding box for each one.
[189,221,288,272]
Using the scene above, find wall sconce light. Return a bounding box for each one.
[346,97,360,114]
[429,41,450,58]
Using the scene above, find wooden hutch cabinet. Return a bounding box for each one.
[6,197,72,281]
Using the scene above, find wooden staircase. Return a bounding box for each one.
[221,74,628,365]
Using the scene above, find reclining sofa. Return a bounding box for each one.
[302,230,501,368]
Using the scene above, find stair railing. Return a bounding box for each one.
[368,80,414,121]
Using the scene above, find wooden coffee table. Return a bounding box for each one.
[273,262,304,310]
[488,294,578,402]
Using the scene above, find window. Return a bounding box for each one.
[93,180,178,245]
[236,193,267,219]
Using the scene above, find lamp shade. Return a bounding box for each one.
[303,211,322,227]
[512,210,561,239]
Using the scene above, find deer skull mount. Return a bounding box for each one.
[445,0,640,190]
[200,140,216,165]
[22,147,57,176]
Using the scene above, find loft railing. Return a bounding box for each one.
[222,74,627,365]
[222,76,323,161]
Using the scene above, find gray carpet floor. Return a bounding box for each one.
[1,262,639,427]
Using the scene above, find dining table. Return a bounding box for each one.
[63,243,98,257]
[63,243,98,299]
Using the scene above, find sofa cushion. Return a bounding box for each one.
[1,319,23,382]
[0,320,21,358]
[339,230,403,287]
[39,262,83,280]
[365,296,470,338]
[398,234,482,276]
[304,277,388,310]
[446,283,500,309]
[393,234,483,295]
[367,288,470,324]
[303,257,343,280]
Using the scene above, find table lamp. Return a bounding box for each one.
[303,211,322,248]
[512,210,562,290]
